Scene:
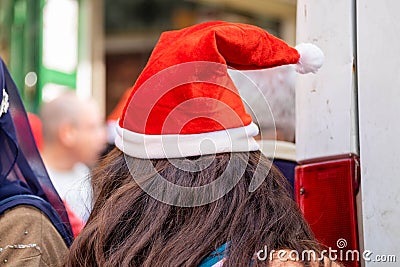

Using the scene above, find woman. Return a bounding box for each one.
[0,58,73,265]
[67,21,329,266]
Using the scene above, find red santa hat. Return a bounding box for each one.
[115,21,323,159]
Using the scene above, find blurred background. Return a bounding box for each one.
[0,0,296,117]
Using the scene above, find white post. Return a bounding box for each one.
[296,0,358,163]
[357,1,400,265]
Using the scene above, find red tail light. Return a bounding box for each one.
[295,155,360,267]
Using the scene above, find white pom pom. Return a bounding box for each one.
[295,43,324,74]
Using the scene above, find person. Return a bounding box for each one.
[0,57,73,265]
[228,65,297,192]
[67,21,337,266]
[40,91,107,227]
[27,109,86,237]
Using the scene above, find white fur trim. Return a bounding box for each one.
[115,122,260,159]
[295,43,324,74]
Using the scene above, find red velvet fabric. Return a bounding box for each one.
[120,21,300,135]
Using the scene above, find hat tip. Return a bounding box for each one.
[295,43,324,74]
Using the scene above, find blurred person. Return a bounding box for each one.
[40,91,107,225]
[0,57,73,265]
[66,22,335,266]
[229,65,297,191]
[28,110,85,237]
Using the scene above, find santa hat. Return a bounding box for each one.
[115,21,323,159]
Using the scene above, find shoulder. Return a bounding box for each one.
[258,140,296,161]
[74,163,90,175]
[0,205,68,266]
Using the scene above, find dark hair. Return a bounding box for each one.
[67,148,320,266]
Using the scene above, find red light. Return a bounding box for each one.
[295,155,360,267]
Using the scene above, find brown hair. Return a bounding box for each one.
[67,148,321,266]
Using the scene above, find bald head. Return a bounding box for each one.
[40,91,107,167]
[41,91,84,143]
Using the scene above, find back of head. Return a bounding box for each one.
[68,149,318,266]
